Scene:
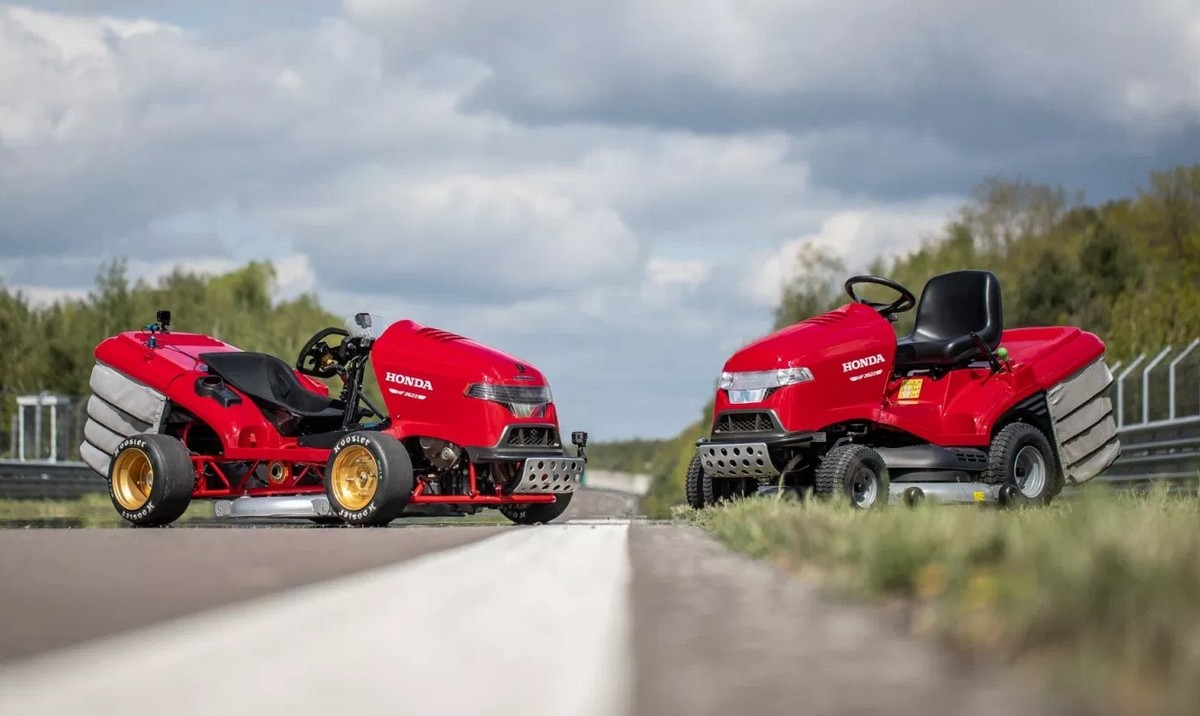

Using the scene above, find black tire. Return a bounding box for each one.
[500,491,574,525]
[108,434,195,527]
[702,471,754,506]
[325,432,414,527]
[988,422,1060,505]
[814,444,889,509]
[685,453,705,508]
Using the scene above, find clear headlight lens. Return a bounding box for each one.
[718,368,813,404]
[718,368,814,391]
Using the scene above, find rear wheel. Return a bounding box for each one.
[325,432,414,526]
[108,434,195,527]
[988,422,1060,505]
[814,444,889,509]
[500,492,574,525]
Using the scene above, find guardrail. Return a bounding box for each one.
[0,460,104,500]
[1090,417,1200,489]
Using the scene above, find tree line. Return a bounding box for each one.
[0,260,345,456]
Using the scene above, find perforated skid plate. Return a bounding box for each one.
[511,457,585,494]
[699,443,779,478]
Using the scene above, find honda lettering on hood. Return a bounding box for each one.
[842,354,886,373]
[386,372,433,391]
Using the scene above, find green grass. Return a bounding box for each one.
[0,494,211,527]
[680,486,1200,716]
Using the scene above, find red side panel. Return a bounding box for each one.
[93,330,293,451]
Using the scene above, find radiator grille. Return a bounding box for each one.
[504,427,562,447]
[715,411,777,433]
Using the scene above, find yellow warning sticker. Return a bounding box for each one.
[898,379,923,400]
[973,491,986,502]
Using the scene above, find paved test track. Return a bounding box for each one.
[0,488,1064,716]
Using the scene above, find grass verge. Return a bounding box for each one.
[680,486,1200,716]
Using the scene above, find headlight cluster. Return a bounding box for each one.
[465,383,552,418]
[718,368,813,404]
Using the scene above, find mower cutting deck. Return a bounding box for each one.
[688,270,1120,509]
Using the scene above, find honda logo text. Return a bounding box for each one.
[842,354,886,373]
[385,372,433,391]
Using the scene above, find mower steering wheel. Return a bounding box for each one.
[296,327,350,379]
[844,276,917,319]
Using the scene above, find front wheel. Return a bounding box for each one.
[814,444,889,509]
[500,492,574,525]
[325,432,414,526]
[988,423,1060,505]
[684,454,706,508]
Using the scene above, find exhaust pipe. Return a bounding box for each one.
[213,495,333,519]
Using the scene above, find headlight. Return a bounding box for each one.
[718,367,814,405]
[718,368,814,390]
[466,383,552,417]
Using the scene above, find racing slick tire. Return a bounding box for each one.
[325,432,414,527]
[107,434,195,527]
[814,444,889,510]
[500,492,573,525]
[685,453,706,509]
[988,422,1061,506]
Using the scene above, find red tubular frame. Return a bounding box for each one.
[189,456,559,504]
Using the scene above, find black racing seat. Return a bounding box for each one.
[894,270,1003,371]
[199,351,345,435]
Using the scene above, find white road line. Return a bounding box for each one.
[0,523,632,716]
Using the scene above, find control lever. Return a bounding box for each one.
[970,332,1003,374]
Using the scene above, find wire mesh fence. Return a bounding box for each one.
[1110,340,1200,428]
[2,393,90,463]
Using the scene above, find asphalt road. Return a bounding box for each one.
[0,488,1065,716]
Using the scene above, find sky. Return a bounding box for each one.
[2,1,1198,440]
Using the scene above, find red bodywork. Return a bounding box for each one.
[714,302,1107,447]
[93,320,565,505]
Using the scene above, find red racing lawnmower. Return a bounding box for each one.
[80,311,587,527]
[687,270,1121,509]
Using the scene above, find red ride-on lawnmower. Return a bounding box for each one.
[80,311,587,527]
[687,270,1121,509]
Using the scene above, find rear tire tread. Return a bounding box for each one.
[987,422,1061,505]
[814,443,889,509]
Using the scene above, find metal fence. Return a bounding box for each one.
[1102,341,1200,489]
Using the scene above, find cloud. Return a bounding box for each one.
[741,202,958,309]
[0,2,1197,439]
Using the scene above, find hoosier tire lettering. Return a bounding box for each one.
[107,433,194,527]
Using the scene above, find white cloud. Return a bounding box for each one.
[0,2,1195,438]
[742,202,955,308]
[344,0,1200,132]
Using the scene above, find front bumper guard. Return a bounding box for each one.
[698,443,780,479]
[510,456,585,495]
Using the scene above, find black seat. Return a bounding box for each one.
[200,351,344,435]
[894,270,1003,371]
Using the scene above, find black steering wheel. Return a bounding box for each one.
[844,276,917,319]
[296,327,350,378]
